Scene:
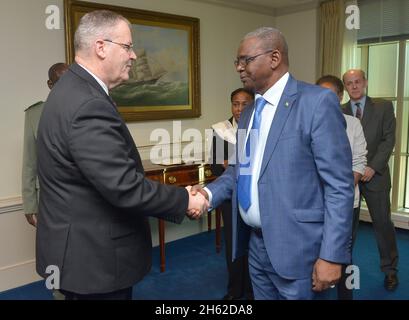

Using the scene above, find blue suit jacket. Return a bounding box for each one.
[207,75,354,280]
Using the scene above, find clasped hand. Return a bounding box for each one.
[185,185,209,219]
[312,258,342,292]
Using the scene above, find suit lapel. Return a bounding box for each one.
[343,102,353,116]
[259,76,297,179]
[69,63,143,168]
[70,63,117,109]
[361,96,374,131]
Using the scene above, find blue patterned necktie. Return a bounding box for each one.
[237,96,267,211]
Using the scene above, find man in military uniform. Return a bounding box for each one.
[22,63,68,226]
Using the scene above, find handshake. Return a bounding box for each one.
[185,185,209,220]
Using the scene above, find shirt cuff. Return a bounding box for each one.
[203,187,213,211]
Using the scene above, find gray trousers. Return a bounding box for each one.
[360,186,399,275]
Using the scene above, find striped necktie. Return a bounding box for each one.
[355,102,362,120]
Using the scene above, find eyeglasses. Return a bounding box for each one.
[234,50,273,67]
[103,39,134,53]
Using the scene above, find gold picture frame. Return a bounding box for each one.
[64,0,201,122]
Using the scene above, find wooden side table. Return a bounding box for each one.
[143,160,221,272]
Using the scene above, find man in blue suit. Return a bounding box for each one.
[193,27,354,299]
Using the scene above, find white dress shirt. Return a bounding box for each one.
[205,73,289,225]
[77,63,109,96]
[238,72,289,228]
[344,114,367,208]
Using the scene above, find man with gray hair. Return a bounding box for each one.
[36,10,207,300]
[342,69,398,291]
[192,27,354,299]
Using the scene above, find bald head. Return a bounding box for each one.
[342,69,368,101]
[342,69,366,83]
[47,62,68,89]
[236,27,289,94]
[243,27,289,66]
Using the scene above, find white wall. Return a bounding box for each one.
[0,0,280,291]
[276,8,318,84]
[1,0,275,198]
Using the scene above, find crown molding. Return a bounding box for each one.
[187,0,320,17]
[275,0,320,16]
[187,0,276,16]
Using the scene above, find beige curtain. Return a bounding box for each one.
[318,0,345,77]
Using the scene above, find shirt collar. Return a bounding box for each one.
[232,117,238,129]
[255,72,290,107]
[77,63,109,96]
[350,96,366,109]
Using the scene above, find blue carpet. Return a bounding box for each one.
[0,222,408,300]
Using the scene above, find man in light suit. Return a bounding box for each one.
[36,10,207,300]
[22,62,68,227]
[22,62,68,300]
[342,69,398,291]
[192,27,354,300]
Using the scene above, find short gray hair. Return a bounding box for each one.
[244,27,289,65]
[74,10,130,53]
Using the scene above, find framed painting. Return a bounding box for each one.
[64,0,200,121]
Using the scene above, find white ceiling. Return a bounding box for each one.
[187,0,320,16]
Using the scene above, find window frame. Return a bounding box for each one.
[357,40,409,211]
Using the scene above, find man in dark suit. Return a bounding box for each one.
[193,27,354,299]
[210,88,254,300]
[36,10,207,300]
[342,69,398,291]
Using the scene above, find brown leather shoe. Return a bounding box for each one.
[384,274,399,291]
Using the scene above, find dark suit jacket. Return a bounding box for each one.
[342,97,396,191]
[36,63,188,294]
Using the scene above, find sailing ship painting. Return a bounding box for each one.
[111,24,190,107]
[126,48,167,86]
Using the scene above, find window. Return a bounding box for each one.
[357,40,409,211]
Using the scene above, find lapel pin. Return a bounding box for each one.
[285,101,289,107]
